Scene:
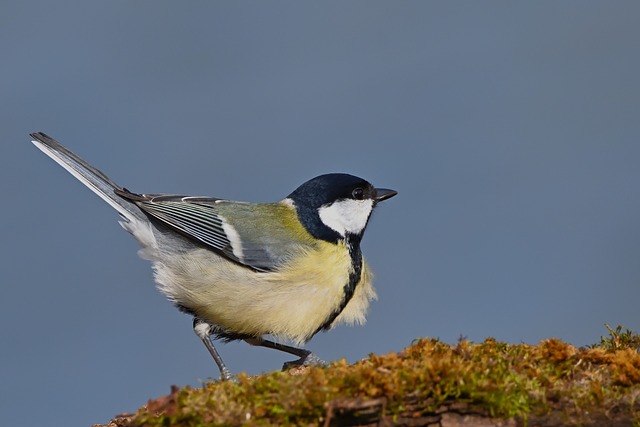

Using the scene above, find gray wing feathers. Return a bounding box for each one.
[131,197,298,272]
[31,132,299,272]
[135,200,236,256]
[30,132,144,222]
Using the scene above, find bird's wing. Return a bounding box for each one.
[116,191,307,272]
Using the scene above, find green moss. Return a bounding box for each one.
[127,327,640,426]
[591,324,640,352]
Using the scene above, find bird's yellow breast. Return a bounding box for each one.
[154,239,376,345]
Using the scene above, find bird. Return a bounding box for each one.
[30,132,397,380]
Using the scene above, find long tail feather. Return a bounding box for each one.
[30,132,144,222]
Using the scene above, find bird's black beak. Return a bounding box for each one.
[374,188,398,202]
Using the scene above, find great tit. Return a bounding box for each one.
[31,132,397,380]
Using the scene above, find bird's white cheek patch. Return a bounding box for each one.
[319,199,373,236]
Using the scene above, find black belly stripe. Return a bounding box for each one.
[313,236,363,337]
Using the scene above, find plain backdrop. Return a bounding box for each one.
[2,2,639,426]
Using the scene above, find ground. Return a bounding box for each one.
[95,326,640,427]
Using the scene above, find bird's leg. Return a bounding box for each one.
[244,337,327,370]
[192,318,232,381]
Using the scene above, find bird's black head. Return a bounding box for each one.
[286,173,397,244]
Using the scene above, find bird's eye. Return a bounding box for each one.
[352,187,365,200]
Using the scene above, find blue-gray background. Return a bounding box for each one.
[2,2,639,426]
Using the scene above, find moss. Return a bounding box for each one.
[122,326,640,426]
[591,324,640,352]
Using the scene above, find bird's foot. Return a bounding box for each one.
[282,352,327,371]
[219,367,234,382]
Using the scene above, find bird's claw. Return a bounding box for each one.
[282,352,327,370]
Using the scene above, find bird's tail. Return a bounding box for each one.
[30,132,145,223]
